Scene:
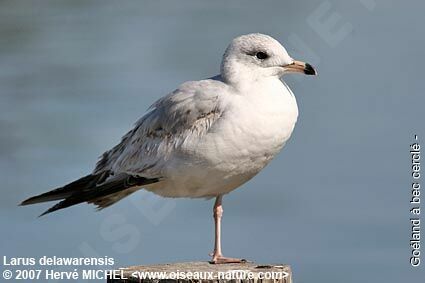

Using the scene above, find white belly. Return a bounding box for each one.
[147,80,298,198]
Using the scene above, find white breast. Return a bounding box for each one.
[149,79,298,198]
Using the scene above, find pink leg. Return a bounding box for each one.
[210,196,246,264]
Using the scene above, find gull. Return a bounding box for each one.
[21,33,316,264]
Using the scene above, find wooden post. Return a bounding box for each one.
[107,262,292,283]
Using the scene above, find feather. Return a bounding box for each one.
[21,173,159,217]
[20,173,109,205]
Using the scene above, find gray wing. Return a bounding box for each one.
[20,78,228,214]
[93,78,228,179]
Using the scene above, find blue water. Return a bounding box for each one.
[0,1,424,282]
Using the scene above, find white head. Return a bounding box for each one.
[221,33,316,86]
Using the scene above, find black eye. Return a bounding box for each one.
[255,52,268,60]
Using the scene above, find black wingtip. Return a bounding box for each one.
[38,209,53,218]
[37,200,68,217]
[23,174,160,217]
[20,174,98,207]
[20,191,62,206]
[38,211,48,218]
[20,198,35,206]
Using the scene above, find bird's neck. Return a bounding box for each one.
[221,59,250,89]
[221,59,278,93]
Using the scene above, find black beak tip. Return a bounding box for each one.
[304,63,317,75]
